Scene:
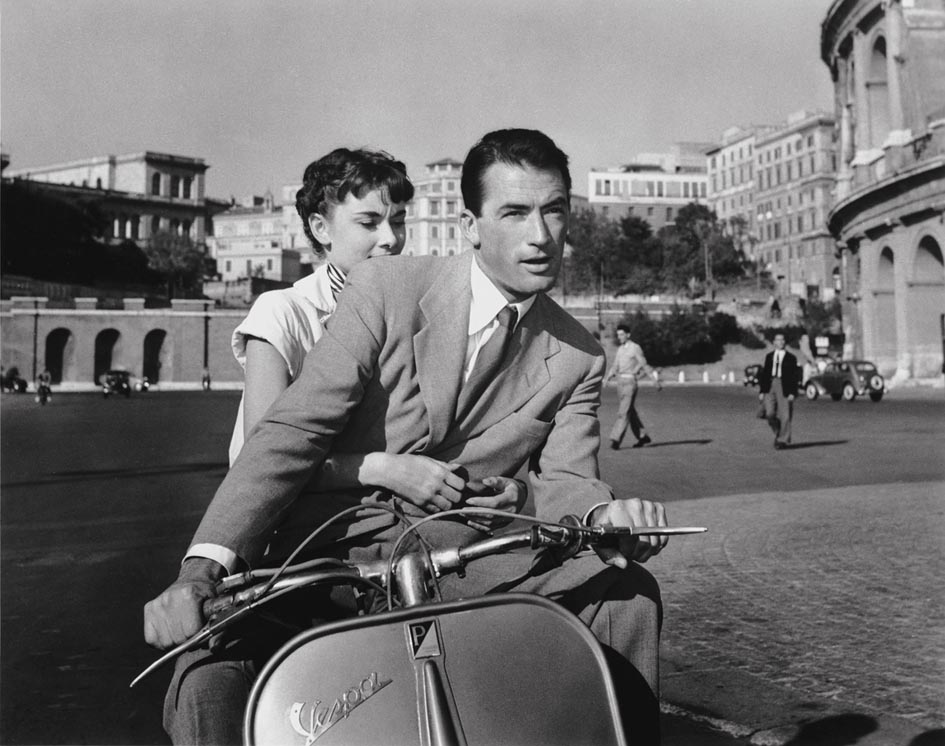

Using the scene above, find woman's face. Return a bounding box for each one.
[309,188,408,274]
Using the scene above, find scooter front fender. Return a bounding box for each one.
[246,592,626,746]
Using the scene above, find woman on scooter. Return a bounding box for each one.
[228,147,523,526]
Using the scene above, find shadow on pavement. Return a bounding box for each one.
[782,440,849,450]
[911,729,945,745]
[645,439,713,448]
[1,461,228,487]
[782,714,876,744]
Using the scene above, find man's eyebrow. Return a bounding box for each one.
[498,196,568,211]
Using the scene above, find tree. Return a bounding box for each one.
[142,231,207,298]
[565,209,624,294]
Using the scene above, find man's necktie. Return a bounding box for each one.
[456,305,518,420]
[774,352,782,378]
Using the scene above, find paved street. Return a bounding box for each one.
[1,385,943,745]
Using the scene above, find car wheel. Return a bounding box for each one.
[869,391,883,402]
[842,383,857,401]
[805,382,819,400]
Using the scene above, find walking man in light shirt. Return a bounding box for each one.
[606,324,661,450]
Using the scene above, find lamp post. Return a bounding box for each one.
[31,299,40,383]
[202,301,211,391]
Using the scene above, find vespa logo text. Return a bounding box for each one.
[290,671,393,745]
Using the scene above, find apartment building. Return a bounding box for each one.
[587,143,711,231]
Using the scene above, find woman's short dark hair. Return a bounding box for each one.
[460,129,571,216]
[296,148,414,255]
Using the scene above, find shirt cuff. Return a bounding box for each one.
[185,543,239,575]
[582,502,611,526]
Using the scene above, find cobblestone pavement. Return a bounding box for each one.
[654,481,945,742]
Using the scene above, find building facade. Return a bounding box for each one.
[205,191,302,283]
[752,111,839,302]
[405,159,470,257]
[822,0,945,379]
[587,143,711,231]
[4,152,222,245]
[706,125,778,264]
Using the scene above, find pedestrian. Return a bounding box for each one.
[200,367,211,391]
[606,324,661,449]
[144,128,669,745]
[758,332,800,449]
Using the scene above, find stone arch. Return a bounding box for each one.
[873,246,897,364]
[94,329,123,384]
[906,235,945,377]
[867,35,890,149]
[44,328,75,384]
[143,329,168,383]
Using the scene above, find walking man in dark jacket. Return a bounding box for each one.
[758,333,800,449]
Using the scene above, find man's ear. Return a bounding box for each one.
[308,214,331,249]
[460,209,480,248]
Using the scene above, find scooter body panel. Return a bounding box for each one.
[246,592,626,746]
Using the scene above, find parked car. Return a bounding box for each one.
[102,370,132,398]
[804,360,885,402]
[1,366,28,393]
[743,364,761,387]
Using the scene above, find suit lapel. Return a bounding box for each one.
[440,295,558,449]
[413,254,473,446]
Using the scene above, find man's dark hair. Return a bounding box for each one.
[616,324,631,335]
[460,129,571,216]
[296,148,414,255]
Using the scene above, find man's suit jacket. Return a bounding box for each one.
[759,349,800,397]
[191,252,613,566]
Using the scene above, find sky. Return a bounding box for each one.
[1,0,835,201]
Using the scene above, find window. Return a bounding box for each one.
[446,201,456,215]
[246,260,252,275]
[657,182,664,197]
[151,173,161,196]
[183,177,192,199]
[447,181,455,191]
[666,207,673,221]
[699,183,706,197]
[448,226,456,239]
[171,175,181,198]
[797,216,804,233]
[225,260,231,272]
[431,226,439,239]
[647,206,654,217]
[430,201,440,216]
[684,182,691,198]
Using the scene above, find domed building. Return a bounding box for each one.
[821,0,945,381]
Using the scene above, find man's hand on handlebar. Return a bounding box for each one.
[143,558,223,650]
[586,498,668,567]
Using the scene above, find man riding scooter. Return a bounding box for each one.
[144,129,671,745]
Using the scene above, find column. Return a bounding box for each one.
[885,0,905,133]
[852,29,870,156]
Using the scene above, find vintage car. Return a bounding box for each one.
[102,370,132,398]
[804,360,885,402]
[1,366,28,393]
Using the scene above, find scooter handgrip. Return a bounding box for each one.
[203,594,235,618]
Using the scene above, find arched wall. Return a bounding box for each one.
[906,234,945,377]
[872,246,898,365]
